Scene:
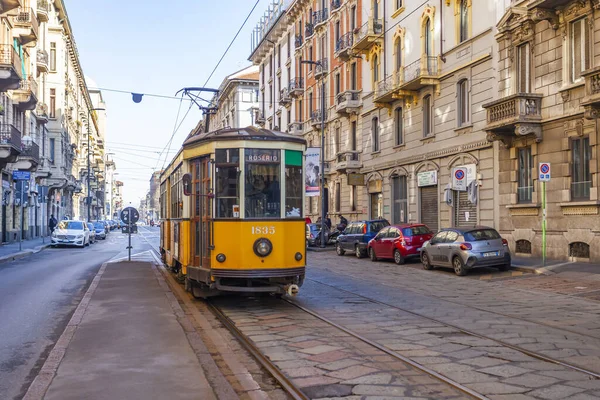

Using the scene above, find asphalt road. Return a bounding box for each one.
[0,225,159,400]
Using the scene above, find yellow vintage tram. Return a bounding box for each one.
[160,126,306,298]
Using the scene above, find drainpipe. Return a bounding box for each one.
[383,0,387,78]
[440,0,446,63]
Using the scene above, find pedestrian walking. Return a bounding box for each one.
[48,214,58,234]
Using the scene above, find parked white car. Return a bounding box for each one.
[51,220,91,248]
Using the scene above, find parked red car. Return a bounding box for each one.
[367,224,433,264]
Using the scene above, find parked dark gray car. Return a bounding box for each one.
[420,226,511,276]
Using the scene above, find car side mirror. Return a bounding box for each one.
[429,239,437,245]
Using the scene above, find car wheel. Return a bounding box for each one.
[355,245,363,259]
[369,247,378,262]
[336,242,345,256]
[394,249,405,265]
[422,252,433,270]
[453,256,467,276]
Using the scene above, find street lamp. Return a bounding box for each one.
[87,107,105,222]
[301,59,326,248]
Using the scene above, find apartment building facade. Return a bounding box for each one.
[0,0,50,242]
[485,0,600,261]
[0,0,106,244]
[207,65,259,131]
[250,0,366,221]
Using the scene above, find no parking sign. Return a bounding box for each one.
[539,163,551,182]
[452,167,467,191]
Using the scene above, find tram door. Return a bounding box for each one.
[191,158,212,268]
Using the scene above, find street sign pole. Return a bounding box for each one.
[538,163,551,268]
[19,182,23,251]
[542,181,546,268]
[128,208,132,261]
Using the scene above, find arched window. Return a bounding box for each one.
[372,54,379,85]
[372,117,379,152]
[457,79,469,127]
[515,240,532,254]
[569,242,590,258]
[425,19,432,57]
[459,0,469,43]
[394,38,402,71]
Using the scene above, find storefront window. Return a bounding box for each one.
[285,150,303,217]
[245,149,281,218]
[215,149,239,218]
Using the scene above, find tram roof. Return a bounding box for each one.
[182,126,306,147]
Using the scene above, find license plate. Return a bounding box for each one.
[483,251,499,257]
[61,240,70,243]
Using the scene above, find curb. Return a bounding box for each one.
[510,265,556,275]
[0,244,51,265]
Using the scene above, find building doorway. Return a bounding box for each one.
[454,190,477,227]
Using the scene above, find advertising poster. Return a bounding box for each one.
[305,147,321,197]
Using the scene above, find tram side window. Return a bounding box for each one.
[245,149,281,218]
[170,167,182,219]
[215,149,240,218]
[285,150,303,217]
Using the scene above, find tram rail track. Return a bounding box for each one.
[303,277,600,381]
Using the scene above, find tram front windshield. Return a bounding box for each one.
[245,149,280,218]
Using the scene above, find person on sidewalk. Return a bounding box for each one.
[48,214,57,234]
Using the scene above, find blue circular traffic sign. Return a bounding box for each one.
[454,169,465,180]
[540,163,550,174]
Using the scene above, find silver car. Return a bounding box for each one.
[420,227,511,276]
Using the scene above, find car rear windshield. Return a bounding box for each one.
[402,226,431,236]
[58,221,83,230]
[369,221,389,233]
[464,229,501,241]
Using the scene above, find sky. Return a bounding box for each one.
[64,0,272,206]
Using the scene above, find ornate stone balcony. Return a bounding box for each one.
[288,78,304,98]
[288,121,304,135]
[310,109,327,129]
[35,103,49,124]
[279,87,291,106]
[12,8,39,46]
[374,75,396,104]
[334,151,361,173]
[14,76,38,111]
[314,58,328,80]
[37,0,50,22]
[483,93,543,146]
[37,48,48,74]
[305,23,314,39]
[352,17,383,53]
[581,66,600,120]
[335,32,353,60]
[0,0,22,14]
[255,109,265,126]
[336,90,362,115]
[398,57,440,95]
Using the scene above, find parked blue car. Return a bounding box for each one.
[336,219,390,258]
[93,221,107,240]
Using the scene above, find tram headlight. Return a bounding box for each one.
[216,253,226,263]
[295,252,303,261]
[253,238,273,257]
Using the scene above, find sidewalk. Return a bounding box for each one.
[0,236,50,264]
[24,260,217,400]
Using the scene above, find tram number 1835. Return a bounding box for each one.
[251,226,276,235]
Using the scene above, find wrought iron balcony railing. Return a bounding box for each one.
[313,9,329,26]
[335,32,353,54]
[20,141,40,162]
[331,0,342,11]
[294,34,303,48]
[403,56,438,82]
[0,124,22,151]
[305,23,314,38]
